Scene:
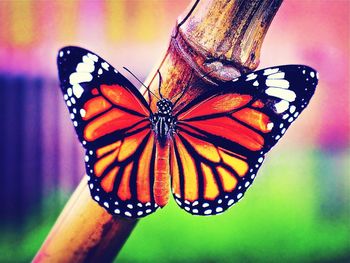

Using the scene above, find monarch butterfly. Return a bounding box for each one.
[57,46,318,218]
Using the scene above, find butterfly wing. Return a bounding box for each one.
[58,46,159,218]
[171,65,318,215]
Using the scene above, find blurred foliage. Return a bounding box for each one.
[0,149,349,262]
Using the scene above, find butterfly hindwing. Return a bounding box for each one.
[58,46,159,217]
[171,65,318,215]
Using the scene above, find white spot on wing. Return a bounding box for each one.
[101,62,110,70]
[246,73,257,81]
[267,122,274,130]
[274,100,289,113]
[82,55,94,65]
[59,51,64,57]
[266,88,296,102]
[69,72,92,85]
[125,211,132,217]
[87,53,98,62]
[204,209,212,215]
[72,84,84,98]
[253,80,259,86]
[267,72,285,79]
[216,207,223,213]
[67,88,73,97]
[76,62,94,73]
[289,105,296,113]
[80,109,86,117]
[263,68,279,75]
[266,79,290,89]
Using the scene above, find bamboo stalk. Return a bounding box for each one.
[145,0,283,111]
[33,0,283,262]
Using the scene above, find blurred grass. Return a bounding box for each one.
[0,148,349,262]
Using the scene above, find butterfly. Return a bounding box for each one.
[57,46,318,218]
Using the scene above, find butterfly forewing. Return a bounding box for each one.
[171,65,318,215]
[57,47,159,217]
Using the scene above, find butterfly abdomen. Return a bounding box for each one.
[154,139,170,207]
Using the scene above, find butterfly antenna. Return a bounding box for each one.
[172,68,217,107]
[157,70,164,99]
[123,67,160,100]
[172,70,194,107]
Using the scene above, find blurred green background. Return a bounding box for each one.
[0,1,349,262]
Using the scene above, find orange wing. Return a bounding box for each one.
[87,129,158,217]
[58,46,159,217]
[171,65,318,215]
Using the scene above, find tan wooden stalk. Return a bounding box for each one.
[33,0,283,262]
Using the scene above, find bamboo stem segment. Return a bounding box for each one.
[34,0,283,262]
[33,177,138,263]
[146,0,283,112]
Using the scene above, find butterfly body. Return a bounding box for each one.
[57,46,318,218]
